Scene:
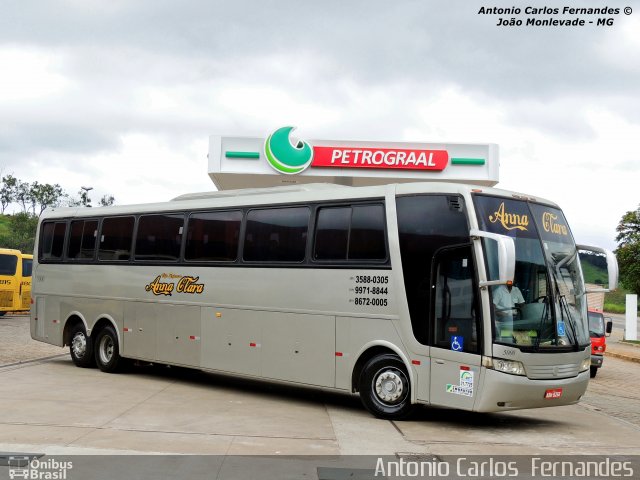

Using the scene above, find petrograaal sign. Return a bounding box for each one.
[209,126,499,190]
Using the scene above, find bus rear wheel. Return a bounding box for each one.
[94,325,123,373]
[359,354,414,420]
[590,366,598,378]
[69,323,95,368]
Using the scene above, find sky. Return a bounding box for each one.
[1,0,638,250]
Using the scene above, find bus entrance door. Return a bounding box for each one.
[428,245,481,410]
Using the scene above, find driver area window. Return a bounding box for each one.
[431,246,480,354]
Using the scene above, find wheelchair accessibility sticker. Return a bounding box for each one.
[451,336,464,352]
[446,367,474,397]
[557,321,566,336]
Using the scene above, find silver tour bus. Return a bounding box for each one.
[30,182,617,419]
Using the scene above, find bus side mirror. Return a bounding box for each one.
[470,229,516,287]
[605,318,613,336]
[577,244,619,292]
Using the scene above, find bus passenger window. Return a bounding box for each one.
[185,211,241,261]
[244,207,309,262]
[67,220,98,260]
[40,222,67,261]
[314,207,350,260]
[98,217,134,261]
[313,204,386,262]
[349,205,386,260]
[135,214,184,261]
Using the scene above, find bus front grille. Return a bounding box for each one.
[525,363,580,379]
[0,290,13,308]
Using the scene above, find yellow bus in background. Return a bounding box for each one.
[0,248,32,316]
[21,253,33,311]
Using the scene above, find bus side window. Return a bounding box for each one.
[67,220,98,260]
[349,205,386,260]
[243,207,310,263]
[40,221,67,261]
[314,207,350,260]
[135,214,184,261]
[98,217,135,261]
[185,210,242,262]
[313,203,386,262]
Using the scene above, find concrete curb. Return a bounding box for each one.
[605,350,640,364]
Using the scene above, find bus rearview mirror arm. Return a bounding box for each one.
[470,229,516,287]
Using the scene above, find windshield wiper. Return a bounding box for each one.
[533,296,549,352]
[549,267,580,351]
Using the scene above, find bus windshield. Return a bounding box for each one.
[0,254,18,275]
[588,311,605,338]
[474,196,589,351]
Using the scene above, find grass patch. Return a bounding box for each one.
[604,303,626,314]
[604,287,639,314]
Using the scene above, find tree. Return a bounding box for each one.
[0,212,39,253]
[100,194,115,207]
[30,182,64,215]
[14,180,31,213]
[1,174,17,213]
[78,189,92,207]
[616,205,640,295]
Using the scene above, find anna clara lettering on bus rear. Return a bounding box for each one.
[145,273,205,296]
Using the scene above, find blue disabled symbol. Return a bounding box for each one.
[451,336,464,352]
[557,321,566,336]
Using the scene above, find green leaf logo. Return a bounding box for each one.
[264,126,314,175]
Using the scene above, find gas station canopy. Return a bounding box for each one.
[208,127,499,191]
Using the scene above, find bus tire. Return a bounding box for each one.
[359,353,414,420]
[94,325,123,373]
[69,323,95,368]
[590,366,598,378]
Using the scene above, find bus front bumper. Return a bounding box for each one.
[591,354,604,368]
[474,368,590,412]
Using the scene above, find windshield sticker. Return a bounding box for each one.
[541,211,569,236]
[145,273,205,296]
[446,368,474,397]
[557,321,566,336]
[451,335,464,351]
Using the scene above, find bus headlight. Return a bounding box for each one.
[490,358,525,376]
[580,358,590,372]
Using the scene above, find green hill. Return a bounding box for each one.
[580,259,608,285]
[0,214,10,238]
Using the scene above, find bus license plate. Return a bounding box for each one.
[544,388,563,399]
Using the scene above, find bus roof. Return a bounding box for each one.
[0,248,22,255]
[39,182,561,221]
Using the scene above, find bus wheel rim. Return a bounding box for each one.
[99,336,114,364]
[71,332,87,358]
[374,369,405,404]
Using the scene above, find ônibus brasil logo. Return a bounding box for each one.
[264,126,314,175]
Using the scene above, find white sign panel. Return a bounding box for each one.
[208,127,499,190]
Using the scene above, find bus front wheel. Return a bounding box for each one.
[69,323,95,368]
[359,354,414,420]
[94,325,123,373]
